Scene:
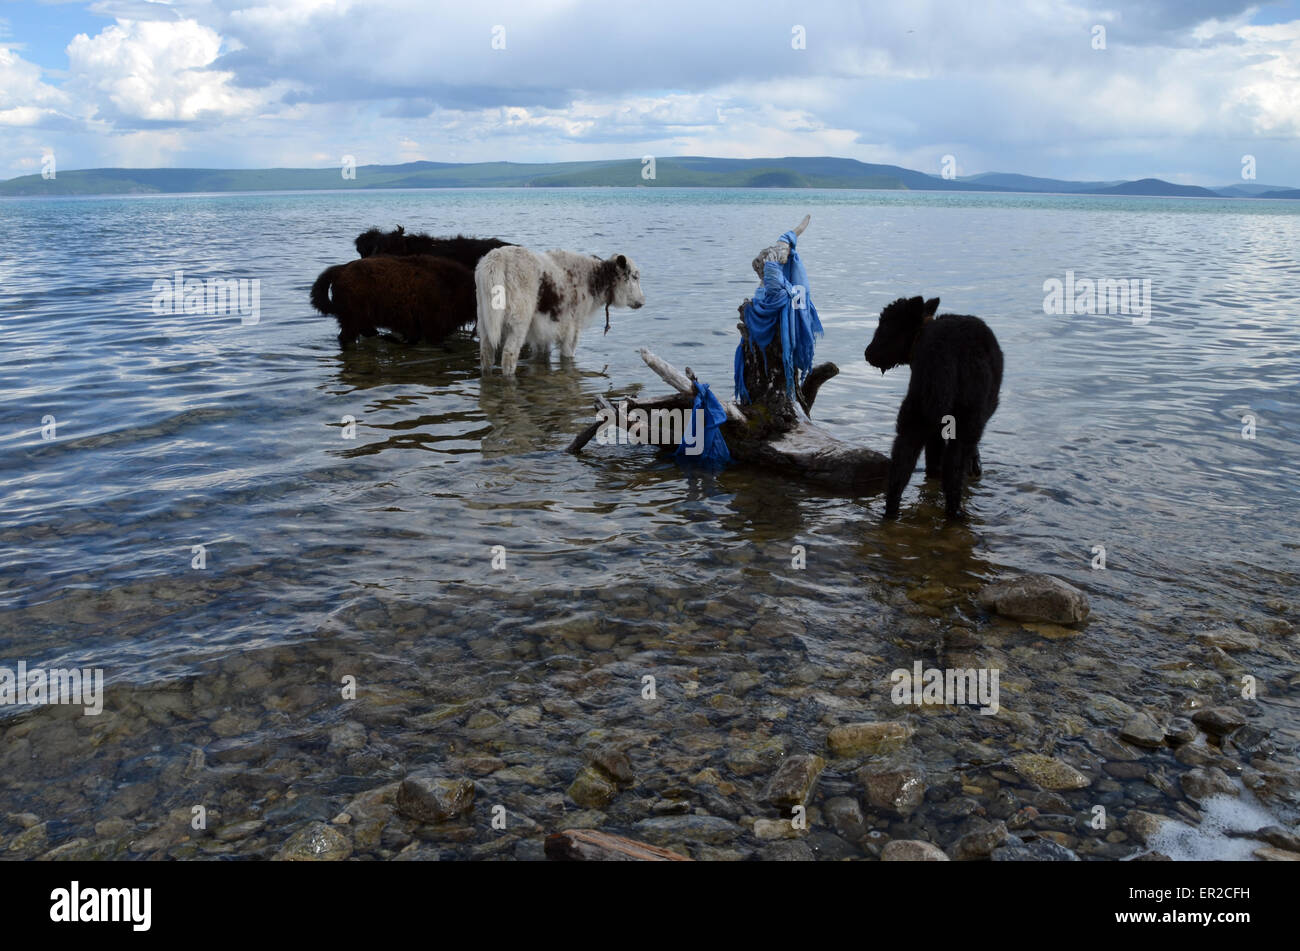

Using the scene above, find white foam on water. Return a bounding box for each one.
[1146,790,1284,861]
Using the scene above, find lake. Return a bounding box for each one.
[0,187,1296,860]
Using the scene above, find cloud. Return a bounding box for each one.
[65,18,278,125]
[0,45,70,126]
[0,1,1295,183]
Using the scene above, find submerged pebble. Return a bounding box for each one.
[396,776,476,823]
[1008,754,1091,791]
[977,574,1090,624]
[827,721,912,757]
[275,822,351,861]
[881,839,949,861]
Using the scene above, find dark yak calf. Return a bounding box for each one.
[311,255,475,347]
[354,226,513,270]
[348,228,514,337]
[864,296,1003,519]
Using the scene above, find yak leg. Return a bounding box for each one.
[924,432,945,478]
[941,439,968,519]
[558,321,579,360]
[499,312,527,377]
[884,421,926,519]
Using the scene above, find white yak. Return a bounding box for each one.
[476,247,645,376]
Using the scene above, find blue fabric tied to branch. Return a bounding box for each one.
[733,230,823,403]
[675,381,731,467]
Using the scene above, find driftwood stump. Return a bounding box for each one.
[736,215,838,431]
[568,215,890,493]
[545,829,691,861]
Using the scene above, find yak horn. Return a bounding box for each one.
[792,214,810,237]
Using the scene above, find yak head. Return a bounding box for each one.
[592,254,645,310]
[864,295,939,372]
[355,225,408,258]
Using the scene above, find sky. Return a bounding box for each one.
[1,0,1298,185]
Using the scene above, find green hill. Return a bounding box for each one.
[962,172,1122,193]
[1081,178,1219,198]
[2,157,1295,199]
[0,156,973,196]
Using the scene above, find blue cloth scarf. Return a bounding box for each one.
[733,230,823,403]
[675,381,731,467]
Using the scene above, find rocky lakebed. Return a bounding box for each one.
[3,567,1297,862]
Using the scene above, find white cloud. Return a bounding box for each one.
[0,1,1294,183]
[1232,21,1300,136]
[66,18,270,122]
[0,46,69,126]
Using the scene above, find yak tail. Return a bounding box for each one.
[310,265,346,315]
[475,253,504,372]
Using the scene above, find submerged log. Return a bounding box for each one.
[574,348,889,491]
[568,214,891,492]
[566,390,692,454]
[545,829,691,861]
[799,362,840,416]
[729,416,890,492]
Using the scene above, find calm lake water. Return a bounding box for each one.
[0,187,1297,861]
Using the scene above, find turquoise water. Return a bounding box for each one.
[0,187,1296,860]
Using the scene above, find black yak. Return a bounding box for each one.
[864,296,1003,519]
[311,255,476,347]
[354,226,513,271]
[342,228,513,341]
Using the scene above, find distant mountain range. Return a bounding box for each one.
[1,156,1296,199]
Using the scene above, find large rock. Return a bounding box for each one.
[567,766,618,809]
[1164,718,1197,746]
[882,839,949,861]
[7,822,48,859]
[634,815,739,846]
[1179,766,1237,804]
[1119,713,1166,749]
[589,746,635,785]
[1254,826,1300,854]
[1122,810,1173,845]
[1008,754,1091,790]
[860,765,925,817]
[827,721,912,757]
[1085,728,1143,761]
[822,797,866,840]
[952,820,1010,860]
[1195,628,1259,652]
[1191,707,1247,736]
[991,839,1080,861]
[396,775,476,823]
[726,734,789,776]
[764,754,825,809]
[214,820,266,842]
[1227,725,1274,757]
[762,840,817,861]
[978,574,1090,625]
[753,818,804,840]
[39,838,118,861]
[274,822,351,861]
[337,781,400,853]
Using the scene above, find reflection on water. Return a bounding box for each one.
[0,188,1296,860]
